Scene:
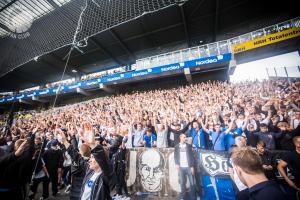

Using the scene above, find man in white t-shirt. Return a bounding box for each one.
[132,123,146,147]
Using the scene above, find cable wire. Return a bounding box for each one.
[51,0,88,108]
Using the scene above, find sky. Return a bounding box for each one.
[230,51,300,82]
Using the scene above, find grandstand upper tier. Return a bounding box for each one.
[0,15,299,105]
[0,0,298,91]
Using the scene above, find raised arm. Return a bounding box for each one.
[277,159,299,190]
[199,117,210,134]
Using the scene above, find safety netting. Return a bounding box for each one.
[0,0,187,77]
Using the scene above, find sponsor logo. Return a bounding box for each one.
[68,85,78,89]
[161,65,181,72]
[132,71,148,77]
[16,95,25,99]
[232,27,300,53]
[217,55,224,60]
[107,77,121,82]
[27,93,35,97]
[147,69,153,72]
[86,81,98,86]
[195,58,218,66]
[39,89,49,95]
[200,153,229,176]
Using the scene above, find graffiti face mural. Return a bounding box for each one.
[138,149,165,192]
[127,149,287,199]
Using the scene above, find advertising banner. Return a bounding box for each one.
[0,53,231,103]
[232,27,300,54]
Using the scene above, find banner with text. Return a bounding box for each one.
[125,148,235,200]
[0,53,231,103]
[125,148,291,200]
[232,27,300,54]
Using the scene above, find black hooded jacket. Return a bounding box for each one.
[80,170,112,200]
[67,136,89,200]
[0,133,35,188]
[80,144,112,200]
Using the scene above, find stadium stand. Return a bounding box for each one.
[0,16,299,104]
[0,0,299,200]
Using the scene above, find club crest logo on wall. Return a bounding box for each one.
[200,152,229,176]
[7,4,33,39]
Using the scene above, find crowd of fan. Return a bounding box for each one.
[0,79,299,200]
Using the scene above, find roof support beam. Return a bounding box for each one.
[118,23,183,43]
[0,22,10,32]
[138,17,158,47]
[189,0,206,17]
[39,59,74,78]
[180,6,190,47]
[213,0,219,42]
[109,29,136,61]
[0,0,19,13]
[69,23,182,60]
[46,54,86,75]
[11,72,44,85]
[46,0,60,9]
[191,0,249,23]
[89,38,123,66]
[88,14,136,62]
[47,2,123,67]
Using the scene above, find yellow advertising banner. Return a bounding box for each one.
[232,27,300,54]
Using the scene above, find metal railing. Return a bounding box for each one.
[6,17,300,96]
[133,17,300,71]
[266,66,300,78]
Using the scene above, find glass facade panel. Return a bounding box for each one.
[189,47,200,60]
[229,37,240,45]
[208,43,218,56]
[292,18,300,27]
[252,29,265,39]
[219,41,229,54]
[277,21,292,31]
[265,25,278,35]
[199,45,209,57]
[240,33,252,43]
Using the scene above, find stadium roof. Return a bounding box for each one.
[0,0,71,38]
[0,0,298,91]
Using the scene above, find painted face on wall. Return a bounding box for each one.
[138,149,165,192]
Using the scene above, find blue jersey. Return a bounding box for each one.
[190,128,206,149]
[143,134,157,148]
[209,131,226,151]
[225,128,243,151]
